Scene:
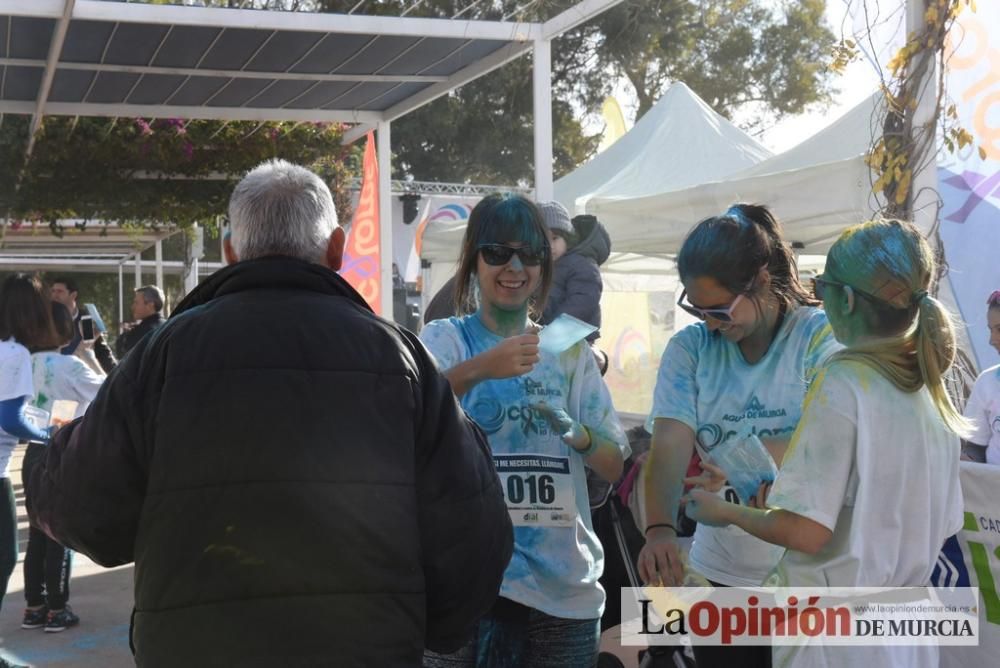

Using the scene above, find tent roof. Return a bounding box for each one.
[553,82,773,214]
[586,91,886,254]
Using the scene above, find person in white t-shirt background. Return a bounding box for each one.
[686,219,966,668]
[637,203,839,668]
[20,301,106,634]
[962,290,1000,464]
[0,274,60,668]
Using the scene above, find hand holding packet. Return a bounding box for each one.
[707,432,778,505]
[538,314,597,355]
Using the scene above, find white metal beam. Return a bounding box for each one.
[541,0,626,39]
[342,122,376,145]
[532,39,553,200]
[381,41,531,123]
[24,0,75,163]
[0,100,383,124]
[66,0,542,42]
[0,58,449,84]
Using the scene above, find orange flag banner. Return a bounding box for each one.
[341,130,381,314]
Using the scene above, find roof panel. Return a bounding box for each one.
[327,82,398,109]
[243,30,324,73]
[87,71,141,103]
[420,39,509,76]
[377,37,467,77]
[151,25,222,69]
[62,20,117,63]
[11,17,54,60]
[198,28,273,71]
[127,73,189,105]
[166,75,230,106]
[50,69,95,103]
[0,17,10,58]
[245,79,315,108]
[104,22,172,67]
[355,82,431,111]
[287,33,373,74]
[335,36,421,75]
[282,81,355,109]
[3,65,42,101]
[204,78,273,108]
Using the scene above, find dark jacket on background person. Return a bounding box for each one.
[115,311,166,357]
[541,215,612,342]
[423,274,458,325]
[64,311,116,374]
[29,256,513,667]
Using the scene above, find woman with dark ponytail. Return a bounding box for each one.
[687,219,966,667]
[637,204,839,668]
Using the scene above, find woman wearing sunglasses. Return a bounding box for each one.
[637,204,839,668]
[961,289,1000,463]
[686,219,966,667]
[420,193,627,667]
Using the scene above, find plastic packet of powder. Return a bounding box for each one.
[538,314,598,355]
[709,432,778,504]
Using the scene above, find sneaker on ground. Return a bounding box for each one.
[44,607,80,633]
[21,606,48,629]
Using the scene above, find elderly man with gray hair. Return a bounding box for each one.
[116,284,167,357]
[29,159,513,666]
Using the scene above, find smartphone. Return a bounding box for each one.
[80,315,97,341]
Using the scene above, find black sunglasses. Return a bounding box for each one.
[478,243,547,267]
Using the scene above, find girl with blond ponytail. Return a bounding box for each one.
[687,219,966,668]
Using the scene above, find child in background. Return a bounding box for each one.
[22,302,105,633]
[962,289,1000,463]
[537,202,610,345]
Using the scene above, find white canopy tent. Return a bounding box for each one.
[554,82,773,214]
[585,91,887,255]
[0,0,626,315]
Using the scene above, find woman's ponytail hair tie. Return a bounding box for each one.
[912,290,929,306]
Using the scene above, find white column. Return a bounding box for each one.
[532,39,554,201]
[906,0,938,234]
[118,263,124,331]
[183,224,204,295]
[134,252,142,289]
[377,120,393,318]
[155,239,164,288]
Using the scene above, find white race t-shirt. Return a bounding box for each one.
[963,364,1000,465]
[421,314,629,620]
[0,338,35,477]
[766,360,964,668]
[649,306,838,586]
[31,351,106,419]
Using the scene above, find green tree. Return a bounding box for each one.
[317,0,836,183]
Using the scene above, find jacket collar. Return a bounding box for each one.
[172,256,373,317]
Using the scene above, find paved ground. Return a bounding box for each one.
[0,447,134,667]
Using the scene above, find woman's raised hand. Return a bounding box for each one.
[482,332,540,379]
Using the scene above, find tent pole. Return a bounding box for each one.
[532,39,553,200]
[134,252,141,289]
[377,120,393,318]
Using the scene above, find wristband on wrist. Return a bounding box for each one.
[574,425,599,458]
[645,522,677,536]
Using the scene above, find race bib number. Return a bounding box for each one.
[494,454,577,527]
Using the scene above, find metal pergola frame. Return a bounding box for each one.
[0,0,625,314]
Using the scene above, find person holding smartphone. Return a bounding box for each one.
[49,277,116,374]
